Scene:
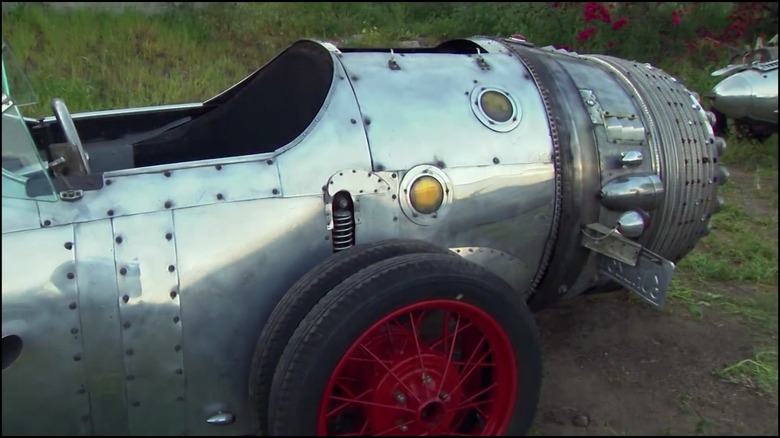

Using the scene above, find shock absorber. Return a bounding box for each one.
[331,192,355,252]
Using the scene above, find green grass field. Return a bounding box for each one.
[3,0,777,412]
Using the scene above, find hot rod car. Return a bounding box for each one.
[2,34,727,436]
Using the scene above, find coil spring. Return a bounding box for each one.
[331,194,355,252]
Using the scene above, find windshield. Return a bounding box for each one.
[2,41,58,202]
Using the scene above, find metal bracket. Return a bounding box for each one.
[59,189,84,202]
[475,48,490,70]
[579,89,604,124]
[599,247,676,307]
[581,222,641,266]
[388,49,401,71]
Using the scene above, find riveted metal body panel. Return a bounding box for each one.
[352,164,554,295]
[337,51,553,171]
[74,220,128,435]
[174,197,331,435]
[2,226,91,435]
[112,211,184,435]
[37,158,282,227]
[275,57,372,197]
[1,196,39,233]
[3,34,728,436]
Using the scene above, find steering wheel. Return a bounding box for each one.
[51,98,92,174]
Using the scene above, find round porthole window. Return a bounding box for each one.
[470,87,521,132]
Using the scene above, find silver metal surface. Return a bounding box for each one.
[52,98,92,174]
[579,89,605,124]
[710,63,778,123]
[581,223,641,266]
[604,113,645,143]
[600,247,675,307]
[206,412,236,426]
[2,226,91,436]
[338,50,554,170]
[451,247,533,299]
[620,151,643,167]
[600,173,664,212]
[3,34,729,436]
[42,103,203,123]
[586,55,723,262]
[276,53,372,197]
[1,196,39,233]
[74,220,128,436]
[113,211,185,435]
[469,86,522,132]
[616,210,646,238]
[174,197,331,435]
[37,158,281,227]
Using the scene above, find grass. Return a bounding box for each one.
[668,135,778,399]
[2,0,778,414]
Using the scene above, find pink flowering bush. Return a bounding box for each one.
[426,2,776,94]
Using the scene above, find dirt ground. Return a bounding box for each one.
[531,166,778,436]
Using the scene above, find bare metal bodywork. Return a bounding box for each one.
[2,35,726,435]
[707,42,778,139]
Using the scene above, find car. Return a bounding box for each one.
[706,35,778,141]
[2,34,727,436]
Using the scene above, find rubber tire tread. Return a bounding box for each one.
[268,252,542,436]
[249,239,454,434]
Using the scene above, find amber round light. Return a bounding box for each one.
[409,176,444,214]
[480,90,513,123]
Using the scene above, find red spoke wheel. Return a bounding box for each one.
[249,240,454,434]
[268,252,541,436]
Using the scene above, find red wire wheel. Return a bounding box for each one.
[319,300,517,436]
[267,253,541,436]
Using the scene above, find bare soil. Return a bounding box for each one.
[531,167,778,436]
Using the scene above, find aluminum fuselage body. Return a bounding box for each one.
[2,37,724,435]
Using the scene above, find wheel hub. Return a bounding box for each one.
[368,349,463,434]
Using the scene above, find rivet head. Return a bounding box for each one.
[175,368,183,375]
[67,272,75,280]
[107,210,114,217]
[168,265,176,272]
[272,188,279,195]
[215,164,222,171]
[123,321,131,329]
[122,295,129,303]
[164,201,173,209]
[132,401,140,407]
[164,171,172,177]
[166,232,173,241]
[126,349,134,356]
[120,267,127,275]
[71,327,79,334]
[493,157,500,164]
[73,353,82,361]
[64,242,73,250]
[173,316,180,323]
[170,290,178,299]
[266,159,274,165]
[175,344,182,352]
[115,236,123,244]
[43,220,52,227]
[69,302,78,310]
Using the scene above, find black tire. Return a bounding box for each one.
[268,253,542,436]
[734,120,772,143]
[249,239,455,435]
